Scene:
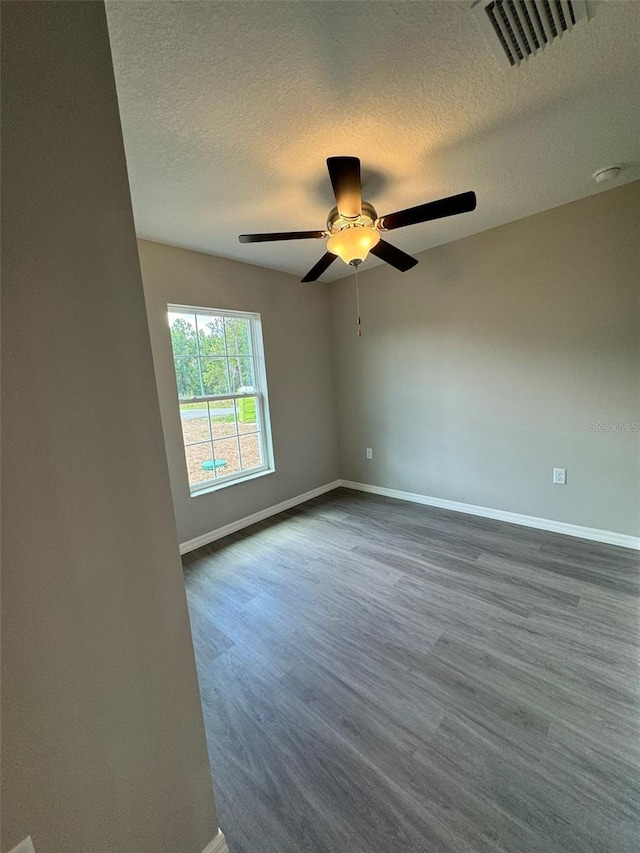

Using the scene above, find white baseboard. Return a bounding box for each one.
[179,477,639,554]
[6,831,228,853]
[7,838,36,853]
[201,829,229,853]
[340,480,640,550]
[180,480,342,554]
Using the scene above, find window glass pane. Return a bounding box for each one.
[236,396,259,432]
[196,314,225,355]
[229,357,255,394]
[174,357,201,399]
[200,357,230,396]
[185,443,216,488]
[239,433,263,471]
[209,399,237,440]
[169,305,273,493]
[212,438,240,478]
[224,316,251,356]
[169,312,197,356]
[180,402,210,446]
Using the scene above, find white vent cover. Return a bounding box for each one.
[473,0,589,67]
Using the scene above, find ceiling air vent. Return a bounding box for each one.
[472,0,589,68]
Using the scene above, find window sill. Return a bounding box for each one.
[189,465,275,499]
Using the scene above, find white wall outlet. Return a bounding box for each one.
[553,468,567,485]
[366,447,373,460]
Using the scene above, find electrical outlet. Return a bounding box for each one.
[366,447,373,460]
[553,468,567,485]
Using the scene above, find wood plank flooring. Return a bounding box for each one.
[183,488,640,853]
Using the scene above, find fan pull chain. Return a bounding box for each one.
[355,264,362,338]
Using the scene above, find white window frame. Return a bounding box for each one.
[168,304,275,497]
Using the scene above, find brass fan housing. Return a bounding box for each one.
[327,201,378,234]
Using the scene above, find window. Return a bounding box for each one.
[168,305,274,495]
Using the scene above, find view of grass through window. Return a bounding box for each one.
[168,306,272,493]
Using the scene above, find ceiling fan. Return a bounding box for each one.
[239,157,477,282]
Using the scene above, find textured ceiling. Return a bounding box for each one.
[106,1,640,282]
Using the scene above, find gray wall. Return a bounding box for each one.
[1,4,217,851]
[331,181,640,537]
[138,240,340,545]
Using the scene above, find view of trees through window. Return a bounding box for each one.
[170,312,254,397]
[168,307,272,493]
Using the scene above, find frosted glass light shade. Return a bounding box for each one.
[327,226,380,264]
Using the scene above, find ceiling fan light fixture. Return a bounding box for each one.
[239,156,475,281]
[327,225,380,265]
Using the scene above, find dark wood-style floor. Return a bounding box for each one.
[184,488,640,853]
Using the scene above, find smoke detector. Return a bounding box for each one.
[592,166,622,184]
[473,0,590,68]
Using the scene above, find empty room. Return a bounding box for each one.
[2,2,639,853]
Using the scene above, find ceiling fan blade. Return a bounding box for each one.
[327,157,362,219]
[379,191,476,231]
[239,230,325,244]
[301,252,337,283]
[370,239,418,272]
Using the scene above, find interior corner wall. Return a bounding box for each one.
[137,240,340,545]
[1,4,217,852]
[330,181,640,538]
